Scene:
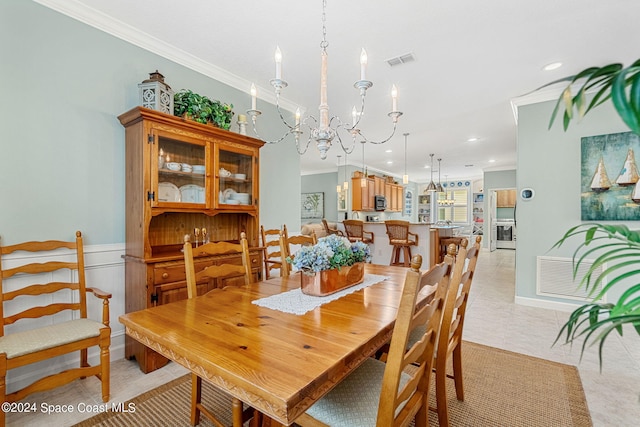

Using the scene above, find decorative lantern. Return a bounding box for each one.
[138,70,174,114]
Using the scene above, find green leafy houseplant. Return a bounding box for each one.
[545,59,640,364]
[173,89,234,130]
[552,224,640,363]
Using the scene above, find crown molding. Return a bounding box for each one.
[510,86,564,125]
[33,0,298,113]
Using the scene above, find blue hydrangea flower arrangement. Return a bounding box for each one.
[288,234,372,273]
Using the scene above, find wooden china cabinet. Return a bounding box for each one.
[118,107,264,373]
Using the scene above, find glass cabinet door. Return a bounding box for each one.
[152,130,208,208]
[215,145,256,209]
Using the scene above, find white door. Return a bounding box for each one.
[489,190,497,251]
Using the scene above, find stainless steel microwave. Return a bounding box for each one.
[374,195,387,211]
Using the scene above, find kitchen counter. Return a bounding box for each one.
[342,222,435,267]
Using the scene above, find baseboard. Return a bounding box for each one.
[514,296,583,312]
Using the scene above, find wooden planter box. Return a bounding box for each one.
[300,262,365,296]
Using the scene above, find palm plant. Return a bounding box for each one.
[546,59,640,135]
[552,224,640,364]
[544,59,640,365]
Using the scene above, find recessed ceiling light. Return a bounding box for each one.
[423,165,430,169]
[386,160,393,165]
[385,149,393,153]
[488,159,496,163]
[543,62,563,71]
[467,137,479,142]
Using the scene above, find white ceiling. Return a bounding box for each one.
[39,0,640,183]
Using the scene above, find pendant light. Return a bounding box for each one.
[343,153,349,190]
[402,133,409,185]
[425,153,437,192]
[336,155,342,193]
[360,141,367,188]
[436,158,444,193]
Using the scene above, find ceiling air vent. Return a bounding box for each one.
[386,52,415,67]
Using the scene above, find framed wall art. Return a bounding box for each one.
[301,192,324,219]
[581,131,640,220]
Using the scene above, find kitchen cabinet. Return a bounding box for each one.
[118,107,264,373]
[351,175,403,212]
[418,194,431,223]
[497,189,516,207]
[374,176,385,196]
[351,177,375,211]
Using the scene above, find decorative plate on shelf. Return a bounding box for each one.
[158,182,180,202]
[223,188,237,201]
[179,185,204,203]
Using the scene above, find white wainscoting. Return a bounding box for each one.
[2,243,126,393]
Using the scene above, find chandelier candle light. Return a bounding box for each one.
[246,0,403,160]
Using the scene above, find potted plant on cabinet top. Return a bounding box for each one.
[174,89,234,130]
[543,59,640,365]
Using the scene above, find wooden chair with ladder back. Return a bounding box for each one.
[278,230,317,277]
[296,254,452,427]
[431,236,481,427]
[0,231,112,427]
[260,224,286,280]
[183,232,260,427]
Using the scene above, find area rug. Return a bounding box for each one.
[73,341,592,426]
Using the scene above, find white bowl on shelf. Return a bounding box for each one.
[192,165,205,174]
[166,162,180,171]
[225,199,240,205]
[234,173,246,180]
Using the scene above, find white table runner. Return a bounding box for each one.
[252,274,390,315]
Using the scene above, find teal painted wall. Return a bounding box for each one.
[516,98,633,302]
[0,0,301,244]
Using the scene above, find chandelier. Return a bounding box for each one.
[438,175,455,206]
[246,0,403,160]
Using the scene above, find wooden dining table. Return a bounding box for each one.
[119,263,435,426]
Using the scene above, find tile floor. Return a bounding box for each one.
[6,248,640,426]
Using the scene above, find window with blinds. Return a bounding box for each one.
[437,189,469,223]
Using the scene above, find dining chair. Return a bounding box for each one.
[279,230,317,277]
[261,224,286,280]
[385,220,419,267]
[296,254,452,427]
[183,232,257,426]
[343,219,374,244]
[321,219,344,236]
[0,231,111,427]
[438,236,464,263]
[432,235,481,427]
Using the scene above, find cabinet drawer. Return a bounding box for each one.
[152,251,262,285]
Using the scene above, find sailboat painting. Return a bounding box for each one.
[581,131,640,220]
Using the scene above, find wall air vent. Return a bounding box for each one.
[386,52,416,67]
[536,256,606,302]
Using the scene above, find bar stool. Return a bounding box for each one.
[343,220,374,244]
[385,220,418,267]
